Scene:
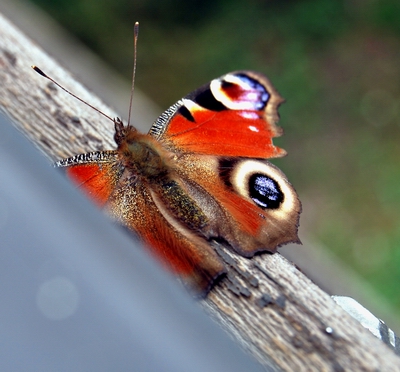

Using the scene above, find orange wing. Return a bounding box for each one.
[56,150,225,293]
[57,151,122,207]
[105,181,225,293]
[150,71,286,159]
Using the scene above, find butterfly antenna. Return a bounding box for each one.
[127,21,139,127]
[32,65,114,123]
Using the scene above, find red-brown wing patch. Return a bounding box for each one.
[57,151,122,207]
[162,108,286,158]
[105,182,225,294]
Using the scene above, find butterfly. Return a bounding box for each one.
[54,70,301,294]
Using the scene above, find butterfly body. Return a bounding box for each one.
[56,71,301,293]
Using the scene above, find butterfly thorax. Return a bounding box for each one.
[117,126,174,181]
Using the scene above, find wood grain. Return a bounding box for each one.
[0,12,399,371]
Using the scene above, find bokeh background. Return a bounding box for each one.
[9,1,400,316]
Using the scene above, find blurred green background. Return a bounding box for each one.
[28,0,400,310]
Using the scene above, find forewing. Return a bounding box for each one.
[56,150,122,207]
[149,71,287,159]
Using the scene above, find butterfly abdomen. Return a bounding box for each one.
[155,179,208,231]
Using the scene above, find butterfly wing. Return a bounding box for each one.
[56,151,122,207]
[148,71,301,255]
[56,150,225,293]
[150,71,286,159]
[175,154,301,256]
[105,177,225,293]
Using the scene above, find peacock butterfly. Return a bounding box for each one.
[42,68,301,294]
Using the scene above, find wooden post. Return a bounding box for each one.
[0,12,398,371]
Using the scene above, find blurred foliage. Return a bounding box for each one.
[30,0,400,309]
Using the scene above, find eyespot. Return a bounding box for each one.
[226,159,298,218]
[210,72,270,111]
[249,173,283,209]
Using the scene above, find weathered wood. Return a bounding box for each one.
[0,12,399,371]
[203,245,400,371]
